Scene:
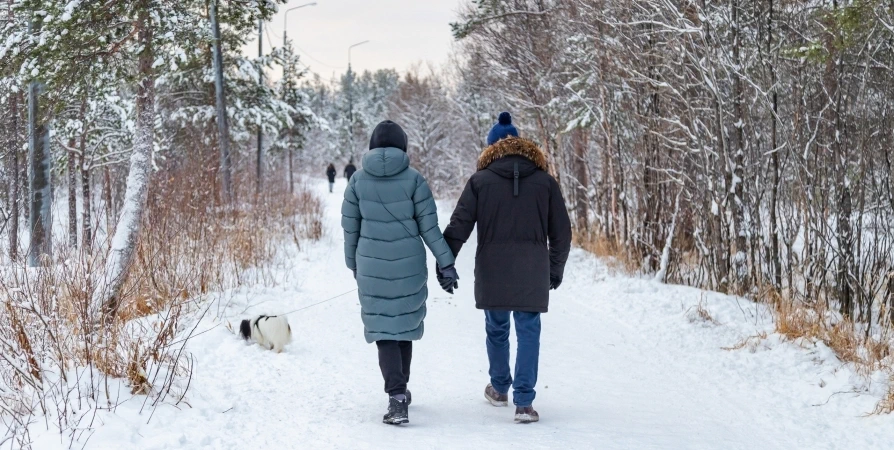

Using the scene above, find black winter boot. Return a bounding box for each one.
[382,396,409,425]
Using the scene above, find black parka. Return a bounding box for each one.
[326,166,337,182]
[444,137,572,313]
[344,163,357,180]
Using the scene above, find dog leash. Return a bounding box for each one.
[164,288,359,348]
[281,288,358,316]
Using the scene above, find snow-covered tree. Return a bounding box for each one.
[1,0,288,322]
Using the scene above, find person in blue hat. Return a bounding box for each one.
[443,112,571,424]
[486,111,519,145]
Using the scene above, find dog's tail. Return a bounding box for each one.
[239,319,252,340]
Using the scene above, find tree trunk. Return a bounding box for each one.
[656,189,682,283]
[67,101,85,249]
[27,66,52,267]
[67,137,78,248]
[210,0,233,203]
[93,5,155,322]
[103,165,113,235]
[80,131,92,248]
[729,0,749,294]
[616,135,628,248]
[288,146,294,194]
[8,93,19,261]
[824,1,853,317]
[572,127,590,233]
[768,0,782,291]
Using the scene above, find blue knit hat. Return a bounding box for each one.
[486,112,519,146]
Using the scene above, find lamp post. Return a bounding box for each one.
[348,40,370,69]
[256,16,263,195]
[281,2,317,194]
[283,2,317,52]
[346,40,369,157]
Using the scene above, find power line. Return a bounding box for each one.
[293,43,346,70]
[257,19,345,71]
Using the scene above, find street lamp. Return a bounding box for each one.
[347,40,369,124]
[283,2,317,52]
[348,40,370,68]
[281,2,317,194]
[346,40,369,159]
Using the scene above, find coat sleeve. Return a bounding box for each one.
[443,177,477,258]
[413,174,456,269]
[548,177,572,279]
[341,179,361,270]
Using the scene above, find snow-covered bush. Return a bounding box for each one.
[0,158,324,446]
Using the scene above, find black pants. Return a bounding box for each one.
[376,340,412,396]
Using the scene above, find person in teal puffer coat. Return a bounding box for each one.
[341,120,459,425]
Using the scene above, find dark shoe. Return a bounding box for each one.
[405,389,412,406]
[383,396,409,425]
[485,384,508,407]
[514,406,539,423]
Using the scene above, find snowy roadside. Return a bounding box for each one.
[25,177,894,449]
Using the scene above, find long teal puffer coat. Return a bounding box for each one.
[342,147,455,343]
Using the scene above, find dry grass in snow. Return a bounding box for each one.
[0,168,324,448]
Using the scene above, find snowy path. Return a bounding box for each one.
[36,178,893,449]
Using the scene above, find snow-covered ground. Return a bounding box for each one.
[29,178,894,449]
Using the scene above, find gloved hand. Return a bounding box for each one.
[549,274,562,290]
[352,269,357,280]
[436,264,459,294]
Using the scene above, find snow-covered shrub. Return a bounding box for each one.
[0,247,194,448]
[0,152,324,447]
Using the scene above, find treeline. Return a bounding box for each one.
[441,0,894,331]
[297,63,493,196]
[0,0,312,288]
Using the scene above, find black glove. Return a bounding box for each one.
[549,274,562,290]
[352,269,357,280]
[436,264,459,294]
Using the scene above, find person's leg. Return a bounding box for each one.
[485,310,512,394]
[511,311,541,407]
[399,341,413,404]
[399,341,412,384]
[376,340,408,396]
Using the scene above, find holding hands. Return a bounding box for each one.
[436,264,459,294]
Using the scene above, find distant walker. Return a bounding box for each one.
[344,159,357,180]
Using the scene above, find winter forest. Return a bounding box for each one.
[2,0,894,448]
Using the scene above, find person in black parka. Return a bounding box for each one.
[442,112,571,423]
[344,159,357,180]
[326,163,337,193]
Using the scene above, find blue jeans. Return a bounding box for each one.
[485,310,541,407]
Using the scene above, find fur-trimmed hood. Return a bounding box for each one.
[477,137,548,172]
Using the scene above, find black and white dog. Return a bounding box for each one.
[239,315,292,353]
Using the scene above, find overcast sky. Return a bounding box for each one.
[243,0,466,80]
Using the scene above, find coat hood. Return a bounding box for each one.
[363,147,410,177]
[477,137,549,176]
[369,120,408,152]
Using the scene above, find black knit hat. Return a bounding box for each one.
[369,120,408,152]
